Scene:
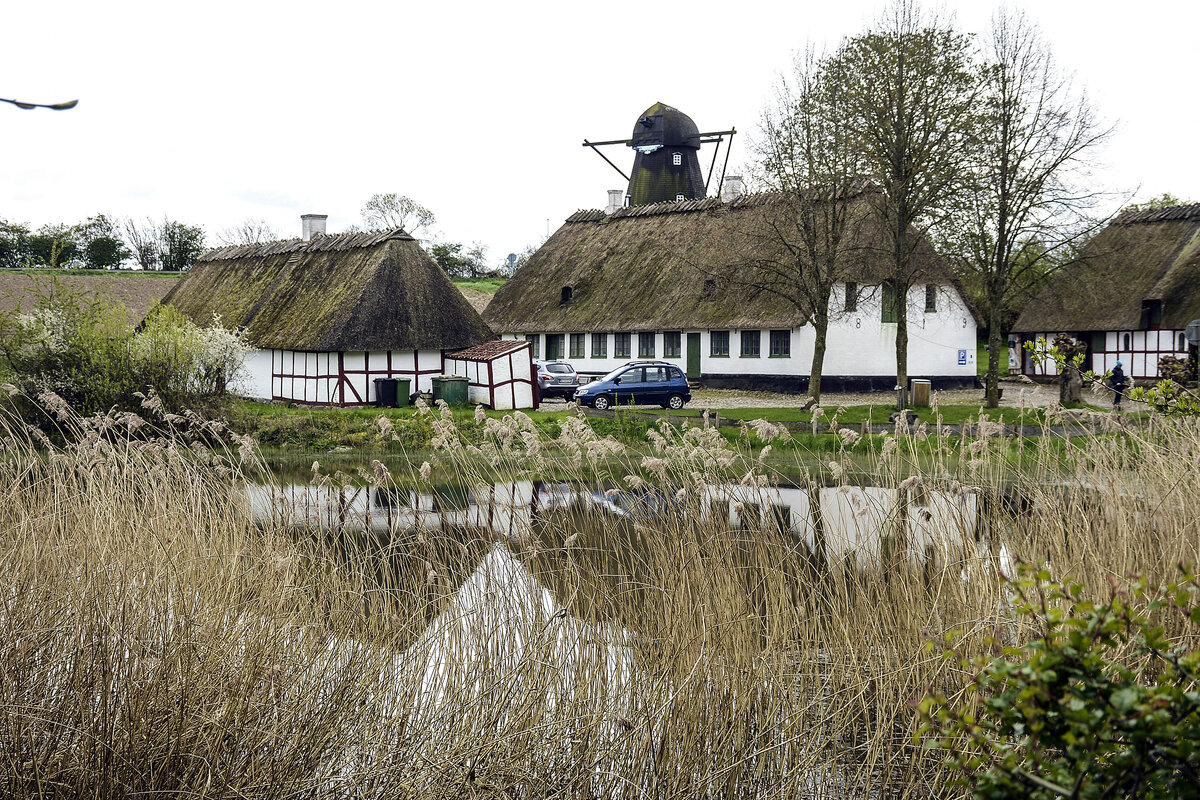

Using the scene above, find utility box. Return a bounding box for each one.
[910,379,932,407]
[431,375,469,406]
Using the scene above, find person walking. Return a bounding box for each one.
[1110,360,1128,410]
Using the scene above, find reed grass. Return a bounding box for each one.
[1,391,1197,797]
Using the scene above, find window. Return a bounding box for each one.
[1122,333,1131,352]
[569,333,584,358]
[1092,332,1105,351]
[591,333,607,358]
[614,332,631,359]
[664,331,682,358]
[703,278,717,298]
[711,330,730,357]
[524,334,539,359]
[925,284,937,313]
[769,329,791,358]
[740,330,760,358]
[844,281,857,312]
[881,281,898,324]
[546,333,565,360]
[560,286,573,304]
[1142,299,1163,328]
[1181,333,1188,352]
[638,332,655,358]
[672,152,682,166]
[645,366,668,382]
[675,194,686,202]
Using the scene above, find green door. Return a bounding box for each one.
[686,332,701,379]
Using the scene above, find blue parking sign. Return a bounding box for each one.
[957,349,967,366]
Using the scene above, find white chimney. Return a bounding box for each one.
[721,175,745,203]
[301,214,328,241]
[605,189,623,215]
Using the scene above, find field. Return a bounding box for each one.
[2,390,1197,797]
[0,269,182,322]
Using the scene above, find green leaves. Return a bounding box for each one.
[918,564,1200,799]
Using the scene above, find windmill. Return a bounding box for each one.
[583,102,734,207]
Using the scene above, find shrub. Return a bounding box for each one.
[919,565,1200,799]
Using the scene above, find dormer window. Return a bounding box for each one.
[560,286,573,304]
[702,278,717,298]
[672,152,682,166]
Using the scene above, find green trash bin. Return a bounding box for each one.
[431,375,469,406]
[394,378,411,407]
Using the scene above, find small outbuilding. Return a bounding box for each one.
[1012,204,1200,380]
[160,218,511,406]
[444,340,536,410]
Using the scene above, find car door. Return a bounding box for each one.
[643,365,668,404]
[614,367,642,405]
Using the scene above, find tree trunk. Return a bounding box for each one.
[1059,366,1081,404]
[895,286,909,408]
[810,304,829,404]
[986,303,1003,408]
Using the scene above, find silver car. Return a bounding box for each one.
[535,360,581,400]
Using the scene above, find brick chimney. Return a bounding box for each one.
[605,190,624,215]
[301,214,328,241]
[721,175,745,203]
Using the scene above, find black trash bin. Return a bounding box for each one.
[373,377,399,408]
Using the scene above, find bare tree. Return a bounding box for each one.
[741,47,872,404]
[360,193,436,237]
[827,1,981,405]
[950,9,1111,407]
[217,218,278,247]
[121,216,159,271]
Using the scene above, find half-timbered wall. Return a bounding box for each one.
[1020,330,1188,380]
[444,343,535,410]
[268,348,445,405]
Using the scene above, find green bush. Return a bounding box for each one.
[919,565,1200,799]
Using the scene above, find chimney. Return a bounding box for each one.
[605,189,623,215]
[721,175,745,203]
[300,214,328,241]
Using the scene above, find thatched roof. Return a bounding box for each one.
[161,229,493,351]
[484,192,954,334]
[1012,204,1200,333]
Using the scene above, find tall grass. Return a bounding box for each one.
[1,392,1197,797]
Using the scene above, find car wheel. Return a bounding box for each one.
[592,395,610,411]
[666,393,685,410]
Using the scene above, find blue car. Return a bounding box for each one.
[574,361,691,411]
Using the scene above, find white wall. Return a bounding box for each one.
[503,282,977,380]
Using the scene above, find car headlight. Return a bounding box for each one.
[576,387,589,395]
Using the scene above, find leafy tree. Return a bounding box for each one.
[1122,193,1191,214]
[826,0,981,406]
[0,219,32,268]
[75,214,130,269]
[361,193,436,237]
[428,240,490,279]
[920,565,1200,799]
[157,220,205,272]
[27,224,79,268]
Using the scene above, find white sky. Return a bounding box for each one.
[3,1,1197,263]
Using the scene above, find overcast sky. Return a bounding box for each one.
[3,1,1197,263]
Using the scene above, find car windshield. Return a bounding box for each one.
[546,364,574,374]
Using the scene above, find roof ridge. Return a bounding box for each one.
[1114,203,1200,225]
[198,227,414,262]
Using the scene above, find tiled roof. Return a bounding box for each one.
[448,340,529,361]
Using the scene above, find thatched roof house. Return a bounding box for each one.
[164,228,492,351]
[485,193,979,391]
[1012,204,1200,379]
[162,226,497,405]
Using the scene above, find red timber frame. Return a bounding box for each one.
[270,349,447,406]
[445,342,535,409]
[1020,330,1189,381]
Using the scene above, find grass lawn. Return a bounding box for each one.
[452,277,507,294]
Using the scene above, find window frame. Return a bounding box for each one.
[614,332,632,359]
[769,329,791,358]
[524,334,540,360]
[710,330,730,357]
[672,152,682,166]
[590,332,607,358]
[663,330,682,358]
[569,333,585,359]
[844,281,857,312]
[881,282,898,324]
[740,330,761,358]
[546,333,565,361]
[924,284,937,313]
[638,331,656,359]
